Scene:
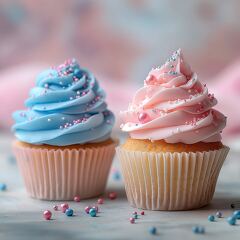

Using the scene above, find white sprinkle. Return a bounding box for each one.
[48,119,51,122]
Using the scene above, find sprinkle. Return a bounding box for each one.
[233,210,240,219]
[85,206,92,214]
[227,216,236,225]
[141,211,145,215]
[138,112,150,124]
[108,192,117,200]
[192,226,205,234]
[97,198,104,204]
[89,208,97,217]
[47,118,51,122]
[216,211,222,218]
[0,183,7,191]
[129,217,135,224]
[65,208,74,216]
[44,83,49,88]
[149,227,157,235]
[53,205,58,211]
[60,203,69,213]
[208,215,215,222]
[74,196,80,202]
[43,210,52,220]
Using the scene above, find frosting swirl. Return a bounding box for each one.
[120,49,226,144]
[12,59,115,146]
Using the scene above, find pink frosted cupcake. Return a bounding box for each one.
[117,49,229,210]
[12,59,116,200]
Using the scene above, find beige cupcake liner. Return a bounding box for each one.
[116,146,229,211]
[13,141,116,200]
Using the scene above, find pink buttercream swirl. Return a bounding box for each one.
[120,49,226,144]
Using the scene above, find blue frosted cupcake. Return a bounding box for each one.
[12,59,116,200]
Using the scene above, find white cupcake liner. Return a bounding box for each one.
[13,141,116,200]
[116,146,229,210]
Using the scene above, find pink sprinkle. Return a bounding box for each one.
[133,211,137,215]
[141,211,145,215]
[85,206,92,214]
[138,112,150,124]
[74,196,80,202]
[43,210,52,220]
[129,217,135,224]
[53,205,58,211]
[108,192,117,200]
[97,198,104,204]
[60,203,69,213]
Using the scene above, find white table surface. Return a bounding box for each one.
[0,132,240,240]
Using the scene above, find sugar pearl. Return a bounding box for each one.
[74,196,80,202]
[97,198,104,204]
[85,206,92,214]
[60,203,69,213]
[65,208,74,216]
[108,192,117,200]
[129,217,135,224]
[138,112,150,124]
[43,210,52,220]
[89,208,97,217]
[53,205,58,211]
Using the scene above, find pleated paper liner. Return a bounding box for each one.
[116,146,229,211]
[13,140,116,200]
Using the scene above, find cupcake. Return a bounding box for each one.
[12,59,116,200]
[116,49,229,210]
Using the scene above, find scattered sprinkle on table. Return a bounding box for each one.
[192,226,205,234]
[233,210,240,219]
[53,205,58,211]
[149,227,157,235]
[85,206,91,214]
[141,211,145,215]
[129,217,135,224]
[60,203,69,213]
[227,216,236,225]
[97,198,104,204]
[74,196,80,202]
[65,208,74,216]
[108,192,117,200]
[208,215,215,222]
[43,210,52,220]
[89,208,97,217]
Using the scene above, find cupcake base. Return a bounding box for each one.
[116,143,229,211]
[13,139,116,200]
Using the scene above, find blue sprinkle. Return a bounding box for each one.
[192,226,205,234]
[233,210,240,219]
[149,227,157,235]
[192,226,199,234]
[89,208,97,217]
[65,208,73,216]
[0,183,7,191]
[198,226,205,234]
[208,215,215,222]
[227,216,236,225]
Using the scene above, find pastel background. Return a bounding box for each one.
[0,0,240,141]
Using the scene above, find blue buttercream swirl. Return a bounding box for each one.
[12,59,115,146]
